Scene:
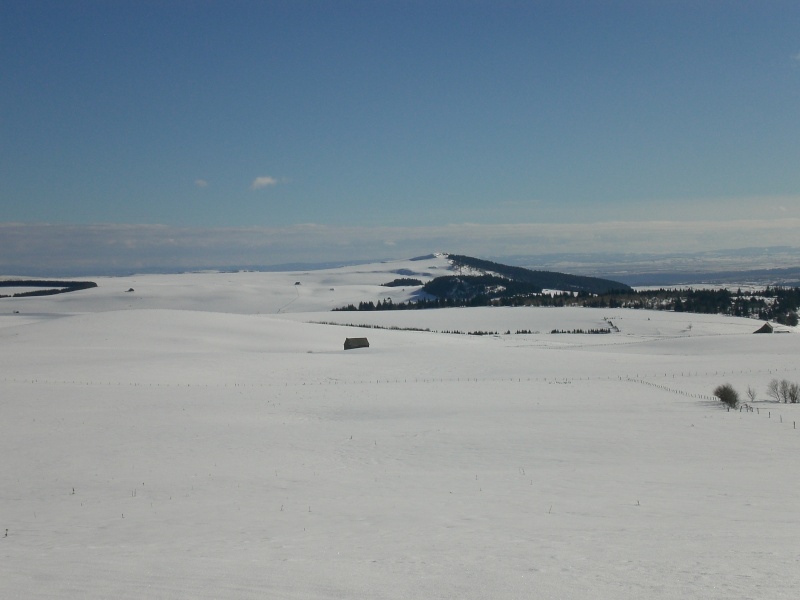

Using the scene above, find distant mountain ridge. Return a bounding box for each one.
[333,254,631,311]
[444,254,632,295]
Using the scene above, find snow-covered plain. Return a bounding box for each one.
[2,254,800,599]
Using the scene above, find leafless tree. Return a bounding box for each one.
[746,386,757,402]
[780,379,793,403]
[766,378,800,403]
[788,382,800,404]
[767,379,782,402]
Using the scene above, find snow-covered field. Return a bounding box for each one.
[2,255,799,599]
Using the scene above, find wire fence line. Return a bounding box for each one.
[4,370,799,429]
[2,365,798,393]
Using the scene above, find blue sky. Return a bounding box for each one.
[2,1,800,272]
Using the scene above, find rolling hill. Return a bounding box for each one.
[1,254,799,599]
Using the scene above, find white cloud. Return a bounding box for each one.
[194,179,209,188]
[250,176,278,191]
[793,52,800,63]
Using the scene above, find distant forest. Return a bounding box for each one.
[334,286,800,327]
[334,253,800,325]
[447,254,630,295]
[0,280,98,298]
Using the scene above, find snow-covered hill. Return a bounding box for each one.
[0,254,451,318]
[2,257,799,599]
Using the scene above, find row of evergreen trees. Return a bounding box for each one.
[334,286,800,325]
[0,280,97,298]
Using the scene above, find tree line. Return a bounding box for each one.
[334,286,800,326]
[0,280,98,298]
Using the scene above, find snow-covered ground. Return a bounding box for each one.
[2,256,799,599]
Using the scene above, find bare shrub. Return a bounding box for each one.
[713,383,739,409]
[746,386,757,402]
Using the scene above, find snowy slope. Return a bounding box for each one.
[0,254,450,319]
[2,257,800,599]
